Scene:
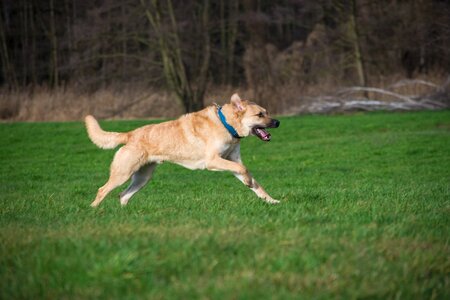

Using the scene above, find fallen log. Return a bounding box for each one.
[288,78,449,114]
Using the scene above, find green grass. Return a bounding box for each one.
[1,111,449,299]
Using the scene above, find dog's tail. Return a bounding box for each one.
[85,115,129,149]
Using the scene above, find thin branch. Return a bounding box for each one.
[389,79,439,89]
[338,86,416,103]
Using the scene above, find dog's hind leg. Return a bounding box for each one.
[119,163,157,206]
[90,147,145,207]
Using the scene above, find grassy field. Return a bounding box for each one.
[1,110,449,299]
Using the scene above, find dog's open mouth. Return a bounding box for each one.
[252,119,279,141]
[252,127,271,141]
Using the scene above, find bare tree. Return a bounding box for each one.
[48,0,59,87]
[140,0,211,112]
[348,0,367,90]
[0,1,17,88]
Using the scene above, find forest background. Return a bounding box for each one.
[0,0,449,121]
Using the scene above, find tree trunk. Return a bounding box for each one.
[49,0,59,87]
[29,1,37,85]
[0,4,17,88]
[141,0,209,113]
[349,0,368,95]
[121,3,127,81]
[227,0,238,84]
[192,0,210,108]
[219,0,226,84]
[21,0,28,86]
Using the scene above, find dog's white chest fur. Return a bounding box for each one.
[219,143,239,159]
[175,159,207,170]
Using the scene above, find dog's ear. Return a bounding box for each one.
[230,93,245,112]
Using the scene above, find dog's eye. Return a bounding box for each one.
[258,112,264,118]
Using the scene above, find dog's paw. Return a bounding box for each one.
[90,202,99,207]
[264,198,280,205]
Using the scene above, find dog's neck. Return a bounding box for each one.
[214,104,244,139]
[216,105,242,139]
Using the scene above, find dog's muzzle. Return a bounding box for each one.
[252,119,280,142]
[268,119,280,128]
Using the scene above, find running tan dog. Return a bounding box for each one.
[85,93,280,207]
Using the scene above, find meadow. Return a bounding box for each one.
[1,110,449,299]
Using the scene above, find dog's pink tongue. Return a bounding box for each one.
[255,128,271,141]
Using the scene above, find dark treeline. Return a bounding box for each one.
[1,0,449,112]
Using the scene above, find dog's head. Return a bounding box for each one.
[228,93,280,141]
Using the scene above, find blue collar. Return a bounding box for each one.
[217,106,242,139]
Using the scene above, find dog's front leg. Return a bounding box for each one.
[205,154,249,181]
[233,173,280,204]
[226,147,279,204]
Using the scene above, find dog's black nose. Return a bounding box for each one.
[271,119,280,128]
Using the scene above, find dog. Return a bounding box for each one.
[85,93,280,207]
